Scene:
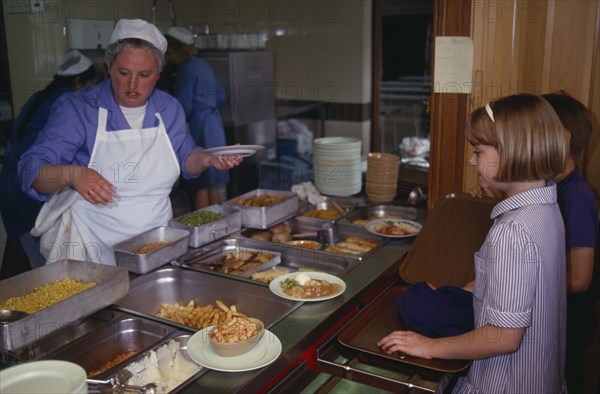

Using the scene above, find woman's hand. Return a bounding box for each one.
[33,165,114,205]
[72,167,115,205]
[203,153,243,171]
[377,330,435,359]
[184,149,243,175]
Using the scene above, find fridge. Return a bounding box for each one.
[198,51,276,197]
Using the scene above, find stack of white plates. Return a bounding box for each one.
[313,137,362,196]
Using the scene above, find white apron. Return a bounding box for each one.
[34,107,180,265]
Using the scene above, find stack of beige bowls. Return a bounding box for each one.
[366,152,400,203]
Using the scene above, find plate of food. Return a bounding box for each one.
[187,325,281,372]
[269,272,346,302]
[203,145,265,158]
[365,218,422,238]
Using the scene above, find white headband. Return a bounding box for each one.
[485,103,495,123]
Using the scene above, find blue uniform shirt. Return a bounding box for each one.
[0,85,70,239]
[18,79,201,202]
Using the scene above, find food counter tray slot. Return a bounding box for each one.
[342,204,420,226]
[176,238,356,284]
[1,310,119,365]
[316,325,450,393]
[100,332,207,394]
[170,204,242,248]
[46,315,175,379]
[238,220,386,261]
[112,267,301,331]
[266,359,401,394]
[0,260,129,352]
[175,239,282,278]
[223,189,299,229]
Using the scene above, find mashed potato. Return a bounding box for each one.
[125,339,202,393]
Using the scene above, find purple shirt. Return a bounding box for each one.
[18,79,201,201]
[557,167,599,249]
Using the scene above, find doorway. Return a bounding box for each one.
[373,0,434,197]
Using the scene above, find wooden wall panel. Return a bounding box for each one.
[465,0,599,200]
[428,0,472,208]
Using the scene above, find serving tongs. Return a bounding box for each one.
[87,369,157,394]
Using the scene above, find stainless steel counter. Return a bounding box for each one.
[179,235,415,393]
[0,206,427,393]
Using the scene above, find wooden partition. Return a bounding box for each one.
[466,0,600,198]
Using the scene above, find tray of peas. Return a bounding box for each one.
[170,204,242,247]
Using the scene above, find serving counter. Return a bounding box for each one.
[179,235,416,393]
[2,203,451,393]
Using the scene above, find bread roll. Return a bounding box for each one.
[269,223,292,235]
[250,231,271,241]
[271,232,292,243]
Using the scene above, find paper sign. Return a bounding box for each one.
[434,37,474,94]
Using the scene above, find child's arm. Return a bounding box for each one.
[567,247,595,293]
[377,324,525,360]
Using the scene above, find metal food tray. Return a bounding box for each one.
[176,241,282,278]
[0,260,129,352]
[223,189,299,229]
[113,226,190,274]
[342,204,420,225]
[170,204,242,247]
[46,315,175,378]
[104,332,207,393]
[113,267,301,331]
[177,238,356,284]
[296,201,347,223]
[337,286,470,373]
[3,310,119,364]
[238,219,385,261]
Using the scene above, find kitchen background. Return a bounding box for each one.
[2,0,374,149]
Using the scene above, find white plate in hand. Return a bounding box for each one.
[203,145,265,158]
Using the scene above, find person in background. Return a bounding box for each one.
[542,91,598,393]
[0,50,97,278]
[379,94,568,392]
[470,91,599,393]
[17,19,242,266]
[164,26,229,210]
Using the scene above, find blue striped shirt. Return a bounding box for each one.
[453,182,567,393]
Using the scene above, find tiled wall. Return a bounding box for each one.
[4,0,149,110]
[4,0,372,128]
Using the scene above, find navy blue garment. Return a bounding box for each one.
[0,85,69,240]
[396,281,474,338]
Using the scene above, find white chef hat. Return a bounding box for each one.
[56,50,93,77]
[166,26,195,45]
[109,19,167,55]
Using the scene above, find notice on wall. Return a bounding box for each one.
[433,37,474,94]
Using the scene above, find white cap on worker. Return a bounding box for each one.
[56,50,93,76]
[109,19,167,54]
[166,26,195,45]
